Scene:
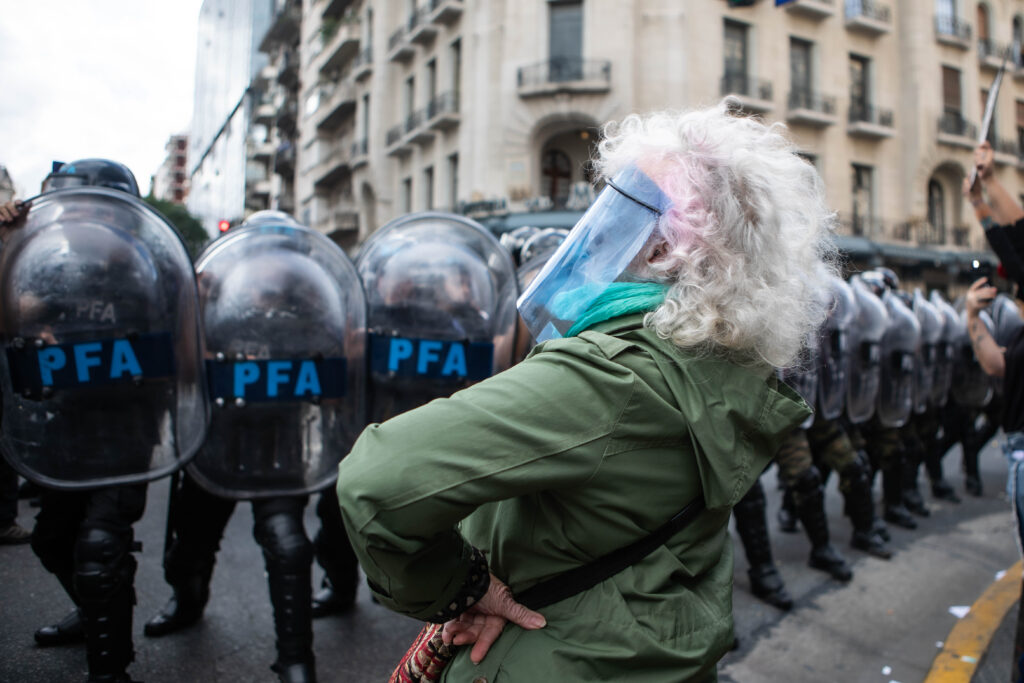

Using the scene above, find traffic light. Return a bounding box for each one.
[218,219,231,233]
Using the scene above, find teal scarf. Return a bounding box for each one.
[565,282,669,337]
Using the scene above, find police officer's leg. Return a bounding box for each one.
[864,420,918,529]
[253,496,316,683]
[312,486,359,618]
[74,483,146,683]
[145,472,236,637]
[808,418,891,559]
[776,486,799,533]
[928,403,964,501]
[778,429,852,581]
[899,421,931,516]
[31,486,87,646]
[732,476,792,610]
[963,407,999,497]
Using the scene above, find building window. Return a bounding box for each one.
[402,177,413,213]
[936,0,955,19]
[790,37,813,106]
[361,94,370,140]
[423,166,434,210]
[851,164,874,237]
[1016,100,1024,152]
[176,139,187,151]
[404,76,415,121]
[942,65,962,114]
[849,54,871,121]
[927,179,945,236]
[426,59,438,103]
[448,153,459,210]
[723,20,749,95]
[450,39,462,95]
[1014,16,1024,66]
[541,148,572,207]
[549,1,583,81]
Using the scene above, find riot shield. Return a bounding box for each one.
[519,228,569,267]
[929,290,961,408]
[846,275,888,424]
[780,337,819,429]
[499,225,541,266]
[876,290,920,428]
[911,289,944,414]
[357,212,518,423]
[950,304,995,408]
[188,223,366,499]
[990,293,1024,348]
[817,275,856,420]
[0,187,208,489]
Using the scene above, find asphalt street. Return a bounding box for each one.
[0,439,1018,683]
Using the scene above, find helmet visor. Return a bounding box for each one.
[516,165,672,343]
[41,172,90,193]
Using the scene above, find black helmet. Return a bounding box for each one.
[42,159,140,197]
[876,266,900,291]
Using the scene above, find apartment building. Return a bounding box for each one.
[279,0,1024,284]
[151,134,190,204]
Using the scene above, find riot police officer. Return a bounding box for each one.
[0,159,209,683]
[144,215,366,683]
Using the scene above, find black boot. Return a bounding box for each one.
[901,454,930,517]
[881,464,917,529]
[79,565,137,683]
[143,574,209,637]
[931,479,962,503]
[794,470,853,582]
[733,480,793,611]
[777,487,799,534]
[311,578,356,619]
[35,607,85,646]
[268,570,316,683]
[842,464,892,560]
[965,475,983,497]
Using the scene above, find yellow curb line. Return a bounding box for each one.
[923,559,1023,683]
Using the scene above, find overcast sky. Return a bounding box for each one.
[0,1,206,198]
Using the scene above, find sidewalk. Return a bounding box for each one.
[972,594,1019,683]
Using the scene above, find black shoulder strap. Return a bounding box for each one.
[514,494,707,611]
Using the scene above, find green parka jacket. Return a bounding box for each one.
[337,314,809,682]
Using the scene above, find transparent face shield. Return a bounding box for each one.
[41,172,135,195]
[516,165,672,343]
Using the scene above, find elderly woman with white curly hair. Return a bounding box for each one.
[336,101,838,683]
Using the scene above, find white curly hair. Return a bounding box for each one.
[596,101,840,368]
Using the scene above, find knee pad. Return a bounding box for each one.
[74,526,136,605]
[793,467,823,497]
[255,512,313,573]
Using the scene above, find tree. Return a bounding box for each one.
[144,195,209,260]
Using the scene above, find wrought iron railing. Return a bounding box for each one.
[386,124,403,147]
[845,0,890,23]
[426,91,460,119]
[517,58,612,87]
[848,102,893,127]
[979,38,1010,61]
[719,73,773,101]
[788,89,836,114]
[935,15,972,41]
[351,138,368,158]
[937,111,977,138]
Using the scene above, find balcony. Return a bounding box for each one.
[786,89,837,127]
[918,220,947,246]
[352,45,373,80]
[386,123,412,157]
[406,109,435,145]
[322,0,355,20]
[276,100,298,135]
[351,138,368,169]
[259,0,300,52]
[844,0,891,36]
[847,103,894,139]
[274,142,296,176]
[993,138,1021,166]
[408,6,438,45]
[319,18,361,75]
[937,111,977,149]
[315,80,356,132]
[317,207,359,235]
[426,91,460,131]
[719,73,773,113]
[517,58,612,98]
[784,0,835,20]
[388,23,415,62]
[277,49,299,89]
[935,15,972,50]
[248,139,275,161]
[254,97,276,125]
[952,226,971,247]
[839,213,884,239]
[978,39,1010,70]
[425,0,463,25]
[313,139,351,190]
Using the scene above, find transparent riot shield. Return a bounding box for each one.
[0,187,208,489]
[500,225,541,266]
[356,212,518,423]
[188,223,366,499]
[990,293,1024,348]
[929,290,961,408]
[780,338,819,429]
[519,228,569,267]
[911,289,944,414]
[846,276,888,424]
[876,290,921,428]
[817,275,856,421]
